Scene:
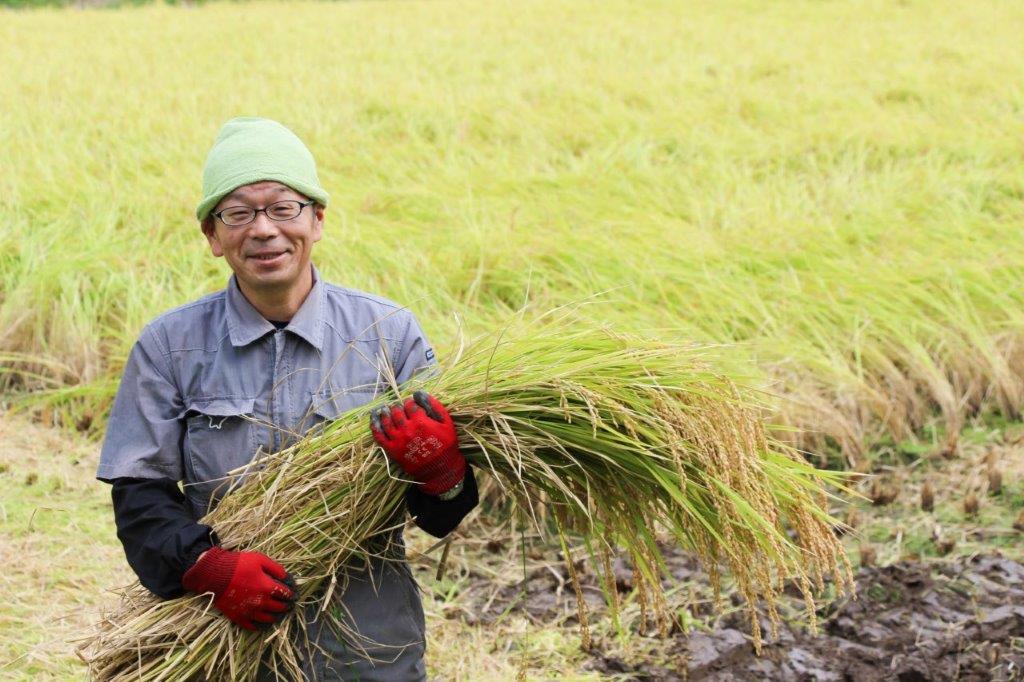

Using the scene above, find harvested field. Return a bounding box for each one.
[485,547,1024,680]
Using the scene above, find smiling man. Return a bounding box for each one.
[96,117,478,680]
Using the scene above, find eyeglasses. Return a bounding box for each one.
[213,199,315,227]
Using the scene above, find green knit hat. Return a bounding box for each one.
[196,117,330,221]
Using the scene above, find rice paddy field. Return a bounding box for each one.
[3,0,1024,679]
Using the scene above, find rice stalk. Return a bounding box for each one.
[78,314,851,679]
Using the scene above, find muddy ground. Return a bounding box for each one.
[453,545,1024,680]
[424,428,1024,680]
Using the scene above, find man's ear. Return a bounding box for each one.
[311,204,325,244]
[201,217,225,257]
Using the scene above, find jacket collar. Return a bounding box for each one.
[226,263,325,351]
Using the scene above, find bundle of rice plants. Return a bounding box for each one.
[78,312,851,680]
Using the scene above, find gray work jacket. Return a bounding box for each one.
[97,263,435,680]
[97,263,435,515]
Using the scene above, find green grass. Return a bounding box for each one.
[0,0,1023,464]
[2,0,1024,672]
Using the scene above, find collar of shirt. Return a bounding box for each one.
[225,263,325,351]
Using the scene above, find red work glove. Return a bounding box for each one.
[370,390,467,498]
[181,546,297,631]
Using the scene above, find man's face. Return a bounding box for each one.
[203,181,324,296]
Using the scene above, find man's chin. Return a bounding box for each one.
[243,271,292,289]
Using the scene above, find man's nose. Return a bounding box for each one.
[249,211,280,238]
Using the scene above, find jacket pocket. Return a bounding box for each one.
[183,396,257,517]
[305,387,378,430]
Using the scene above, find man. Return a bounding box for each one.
[96,116,478,680]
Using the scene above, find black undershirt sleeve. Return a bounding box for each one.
[405,464,479,539]
[106,477,218,599]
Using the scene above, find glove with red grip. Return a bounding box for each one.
[181,546,296,631]
[370,390,467,498]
